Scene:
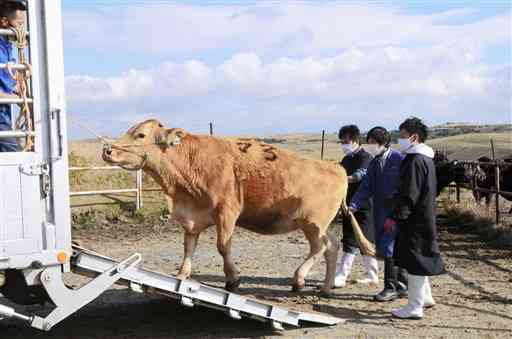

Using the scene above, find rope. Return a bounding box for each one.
[10,24,33,151]
[67,113,114,144]
[67,113,166,149]
[68,113,154,170]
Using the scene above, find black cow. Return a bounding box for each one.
[472,156,494,206]
[474,155,512,213]
[434,151,471,196]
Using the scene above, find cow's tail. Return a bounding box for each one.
[340,195,376,257]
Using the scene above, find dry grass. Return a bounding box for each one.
[438,188,512,247]
[69,139,104,165]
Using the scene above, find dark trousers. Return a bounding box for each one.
[0,122,21,152]
[341,211,367,254]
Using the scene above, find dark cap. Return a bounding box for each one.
[2,0,27,10]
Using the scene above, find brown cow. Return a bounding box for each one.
[102,119,368,295]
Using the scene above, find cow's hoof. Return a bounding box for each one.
[225,278,241,292]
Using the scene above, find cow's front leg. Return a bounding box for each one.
[216,212,240,292]
[177,231,200,280]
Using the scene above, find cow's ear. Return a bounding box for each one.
[157,128,187,148]
[169,128,186,146]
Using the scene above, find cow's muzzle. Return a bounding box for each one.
[102,144,114,162]
[102,143,149,171]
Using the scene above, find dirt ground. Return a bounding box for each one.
[2,213,512,339]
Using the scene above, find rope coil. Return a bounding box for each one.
[10,24,33,151]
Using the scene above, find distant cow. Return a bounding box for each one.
[434,151,471,196]
[472,156,494,206]
[102,119,370,295]
[473,155,512,213]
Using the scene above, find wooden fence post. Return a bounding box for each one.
[490,138,500,224]
[490,138,495,160]
[136,170,143,210]
[321,130,325,160]
[495,164,500,224]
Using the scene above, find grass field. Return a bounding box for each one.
[429,132,512,160]
[235,131,512,162]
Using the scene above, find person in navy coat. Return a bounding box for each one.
[350,127,407,302]
[388,117,446,319]
[334,124,378,288]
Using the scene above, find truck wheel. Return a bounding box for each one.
[0,269,50,305]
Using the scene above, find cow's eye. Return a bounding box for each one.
[137,133,146,139]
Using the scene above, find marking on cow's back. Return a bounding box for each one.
[235,139,279,162]
[236,141,252,153]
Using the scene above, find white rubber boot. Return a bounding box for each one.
[391,274,425,319]
[334,252,356,288]
[423,277,435,308]
[357,255,379,285]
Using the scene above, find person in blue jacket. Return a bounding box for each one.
[349,126,407,302]
[0,0,26,152]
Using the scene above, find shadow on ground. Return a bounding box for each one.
[1,290,284,339]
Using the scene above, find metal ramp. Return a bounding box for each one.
[71,245,343,331]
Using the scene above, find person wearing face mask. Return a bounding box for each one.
[349,126,407,302]
[334,125,378,288]
[0,0,26,152]
[387,117,445,319]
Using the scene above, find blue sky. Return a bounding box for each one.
[61,0,511,139]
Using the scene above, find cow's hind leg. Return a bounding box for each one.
[321,232,339,296]
[216,211,240,292]
[177,230,200,280]
[292,224,327,292]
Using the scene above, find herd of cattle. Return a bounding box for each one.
[102,120,511,295]
[434,151,512,212]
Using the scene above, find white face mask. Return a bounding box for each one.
[341,142,358,155]
[398,137,414,152]
[365,144,384,157]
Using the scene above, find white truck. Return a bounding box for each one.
[0,0,341,332]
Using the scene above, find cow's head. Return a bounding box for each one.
[434,154,471,196]
[102,119,187,170]
[451,161,472,185]
[470,156,493,202]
